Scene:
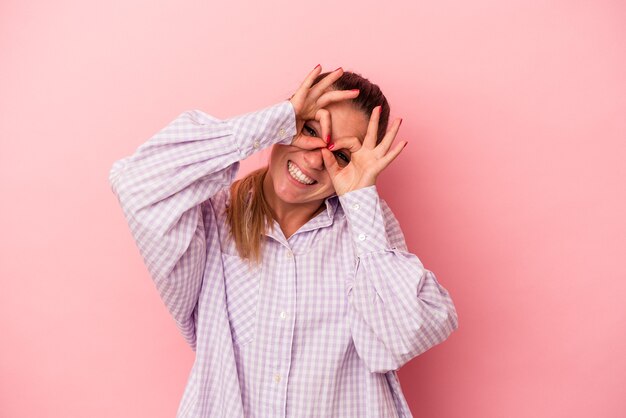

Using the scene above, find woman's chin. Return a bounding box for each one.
[272,185,312,205]
[275,188,307,205]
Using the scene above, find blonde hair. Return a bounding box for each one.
[224,166,274,264]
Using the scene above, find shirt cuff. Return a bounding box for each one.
[227,100,297,158]
[338,185,391,255]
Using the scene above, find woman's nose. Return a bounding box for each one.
[302,148,325,170]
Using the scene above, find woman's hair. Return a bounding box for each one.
[225,71,390,264]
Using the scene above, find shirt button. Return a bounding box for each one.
[253,139,260,149]
[274,373,282,383]
[352,203,360,210]
[279,128,286,137]
[358,233,367,241]
[285,250,293,258]
[279,311,287,320]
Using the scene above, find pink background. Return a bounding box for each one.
[1,1,625,417]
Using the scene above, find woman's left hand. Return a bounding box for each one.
[320,106,407,196]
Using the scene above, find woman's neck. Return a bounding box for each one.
[262,176,326,239]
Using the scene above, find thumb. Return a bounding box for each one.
[321,147,340,177]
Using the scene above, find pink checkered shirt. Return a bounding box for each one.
[109,100,458,417]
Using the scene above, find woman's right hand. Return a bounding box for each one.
[289,65,360,150]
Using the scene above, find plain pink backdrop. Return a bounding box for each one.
[1,0,625,417]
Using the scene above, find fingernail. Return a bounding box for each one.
[328,143,335,150]
[399,118,403,126]
[314,64,320,69]
[335,67,342,72]
[403,142,408,148]
[326,134,331,144]
[379,105,383,114]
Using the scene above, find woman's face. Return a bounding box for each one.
[264,100,369,208]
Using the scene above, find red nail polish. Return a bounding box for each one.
[399,118,403,126]
[326,134,331,144]
[315,64,320,69]
[328,143,335,150]
[335,67,342,72]
[403,142,408,148]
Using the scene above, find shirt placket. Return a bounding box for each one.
[267,244,297,417]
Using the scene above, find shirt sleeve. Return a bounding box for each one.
[108,100,297,349]
[338,185,459,373]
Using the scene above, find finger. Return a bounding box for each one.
[317,89,360,108]
[292,65,323,104]
[379,141,408,168]
[363,105,381,149]
[320,147,340,177]
[328,135,362,154]
[376,117,402,156]
[309,67,344,100]
[298,64,323,92]
[315,108,332,145]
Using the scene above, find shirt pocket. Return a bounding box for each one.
[221,253,261,347]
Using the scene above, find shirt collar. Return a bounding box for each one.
[261,193,344,241]
[323,193,341,220]
[289,193,342,235]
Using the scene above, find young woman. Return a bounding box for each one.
[109,65,458,417]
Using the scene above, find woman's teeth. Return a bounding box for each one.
[288,161,316,185]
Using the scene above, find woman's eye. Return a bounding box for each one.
[333,151,350,165]
[303,124,318,137]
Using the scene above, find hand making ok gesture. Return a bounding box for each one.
[320,106,407,196]
[289,65,360,150]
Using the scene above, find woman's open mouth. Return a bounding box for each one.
[287,160,317,185]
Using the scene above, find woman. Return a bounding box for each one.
[109,65,458,417]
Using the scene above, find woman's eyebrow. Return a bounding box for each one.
[307,120,322,129]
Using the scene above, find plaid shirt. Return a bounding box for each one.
[109,100,458,417]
